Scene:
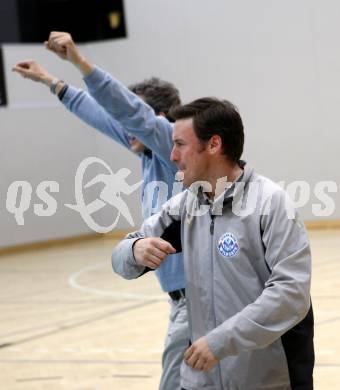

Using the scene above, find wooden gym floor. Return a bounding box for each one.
[0,228,339,389]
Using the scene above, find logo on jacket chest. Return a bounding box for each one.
[218,232,239,258]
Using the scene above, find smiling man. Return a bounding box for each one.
[112,97,314,390]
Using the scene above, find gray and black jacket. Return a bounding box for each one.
[112,163,314,390]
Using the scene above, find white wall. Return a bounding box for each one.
[1,0,339,247]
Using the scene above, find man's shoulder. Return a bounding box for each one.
[251,172,286,198]
[163,190,189,214]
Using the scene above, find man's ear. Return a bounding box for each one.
[158,111,166,118]
[208,135,222,155]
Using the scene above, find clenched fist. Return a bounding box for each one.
[45,31,93,75]
[133,237,176,269]
[184,336,218,372]
[12,60,54,85]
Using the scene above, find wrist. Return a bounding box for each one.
[132,238,144,265]
[42,75,55,87]
[49,79,65,95]
[75,56,94,77]
[55,81,66,96]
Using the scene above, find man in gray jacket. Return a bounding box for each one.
[112,97,314,389]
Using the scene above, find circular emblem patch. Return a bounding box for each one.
[218,233,239,258]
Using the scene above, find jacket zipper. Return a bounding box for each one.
[210,215,215,235]
[209,213,224,389]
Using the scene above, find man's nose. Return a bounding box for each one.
[170,146,177,161]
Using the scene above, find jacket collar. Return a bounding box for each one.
[195,161,254,212]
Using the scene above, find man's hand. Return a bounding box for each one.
[45,31,80,63]
[133,237,176,269]
[45,31,93,76]
[184,336,219,372]
[12,60,54,86]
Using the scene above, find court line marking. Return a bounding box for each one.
[0,300,117,339]
[1,359,338,368]
[0,300,115,328]
[16,376,63,382]
[0,300,158,349]
[112,374,152,378]
[0,359,159,365]
[68,261,166,301]
[3,346,164,354]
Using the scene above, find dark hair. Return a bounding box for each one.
[129,77,181,121]
[171,97,244,162]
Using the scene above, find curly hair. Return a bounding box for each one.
[129,77,181,121]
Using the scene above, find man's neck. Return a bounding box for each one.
[206,161,243,199]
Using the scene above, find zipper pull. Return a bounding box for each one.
[210,217,215,235]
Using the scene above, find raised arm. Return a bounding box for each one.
[12,60,131,149]
[45,31,177,170]
[61,86,131,149]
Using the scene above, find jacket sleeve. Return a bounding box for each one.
[83,66,177,172]
[206,189,312,359]
[111,193,184,279]
[111,235,147,279]
[60,85,131,149]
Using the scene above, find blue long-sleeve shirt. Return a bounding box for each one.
[60,66,185,292]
